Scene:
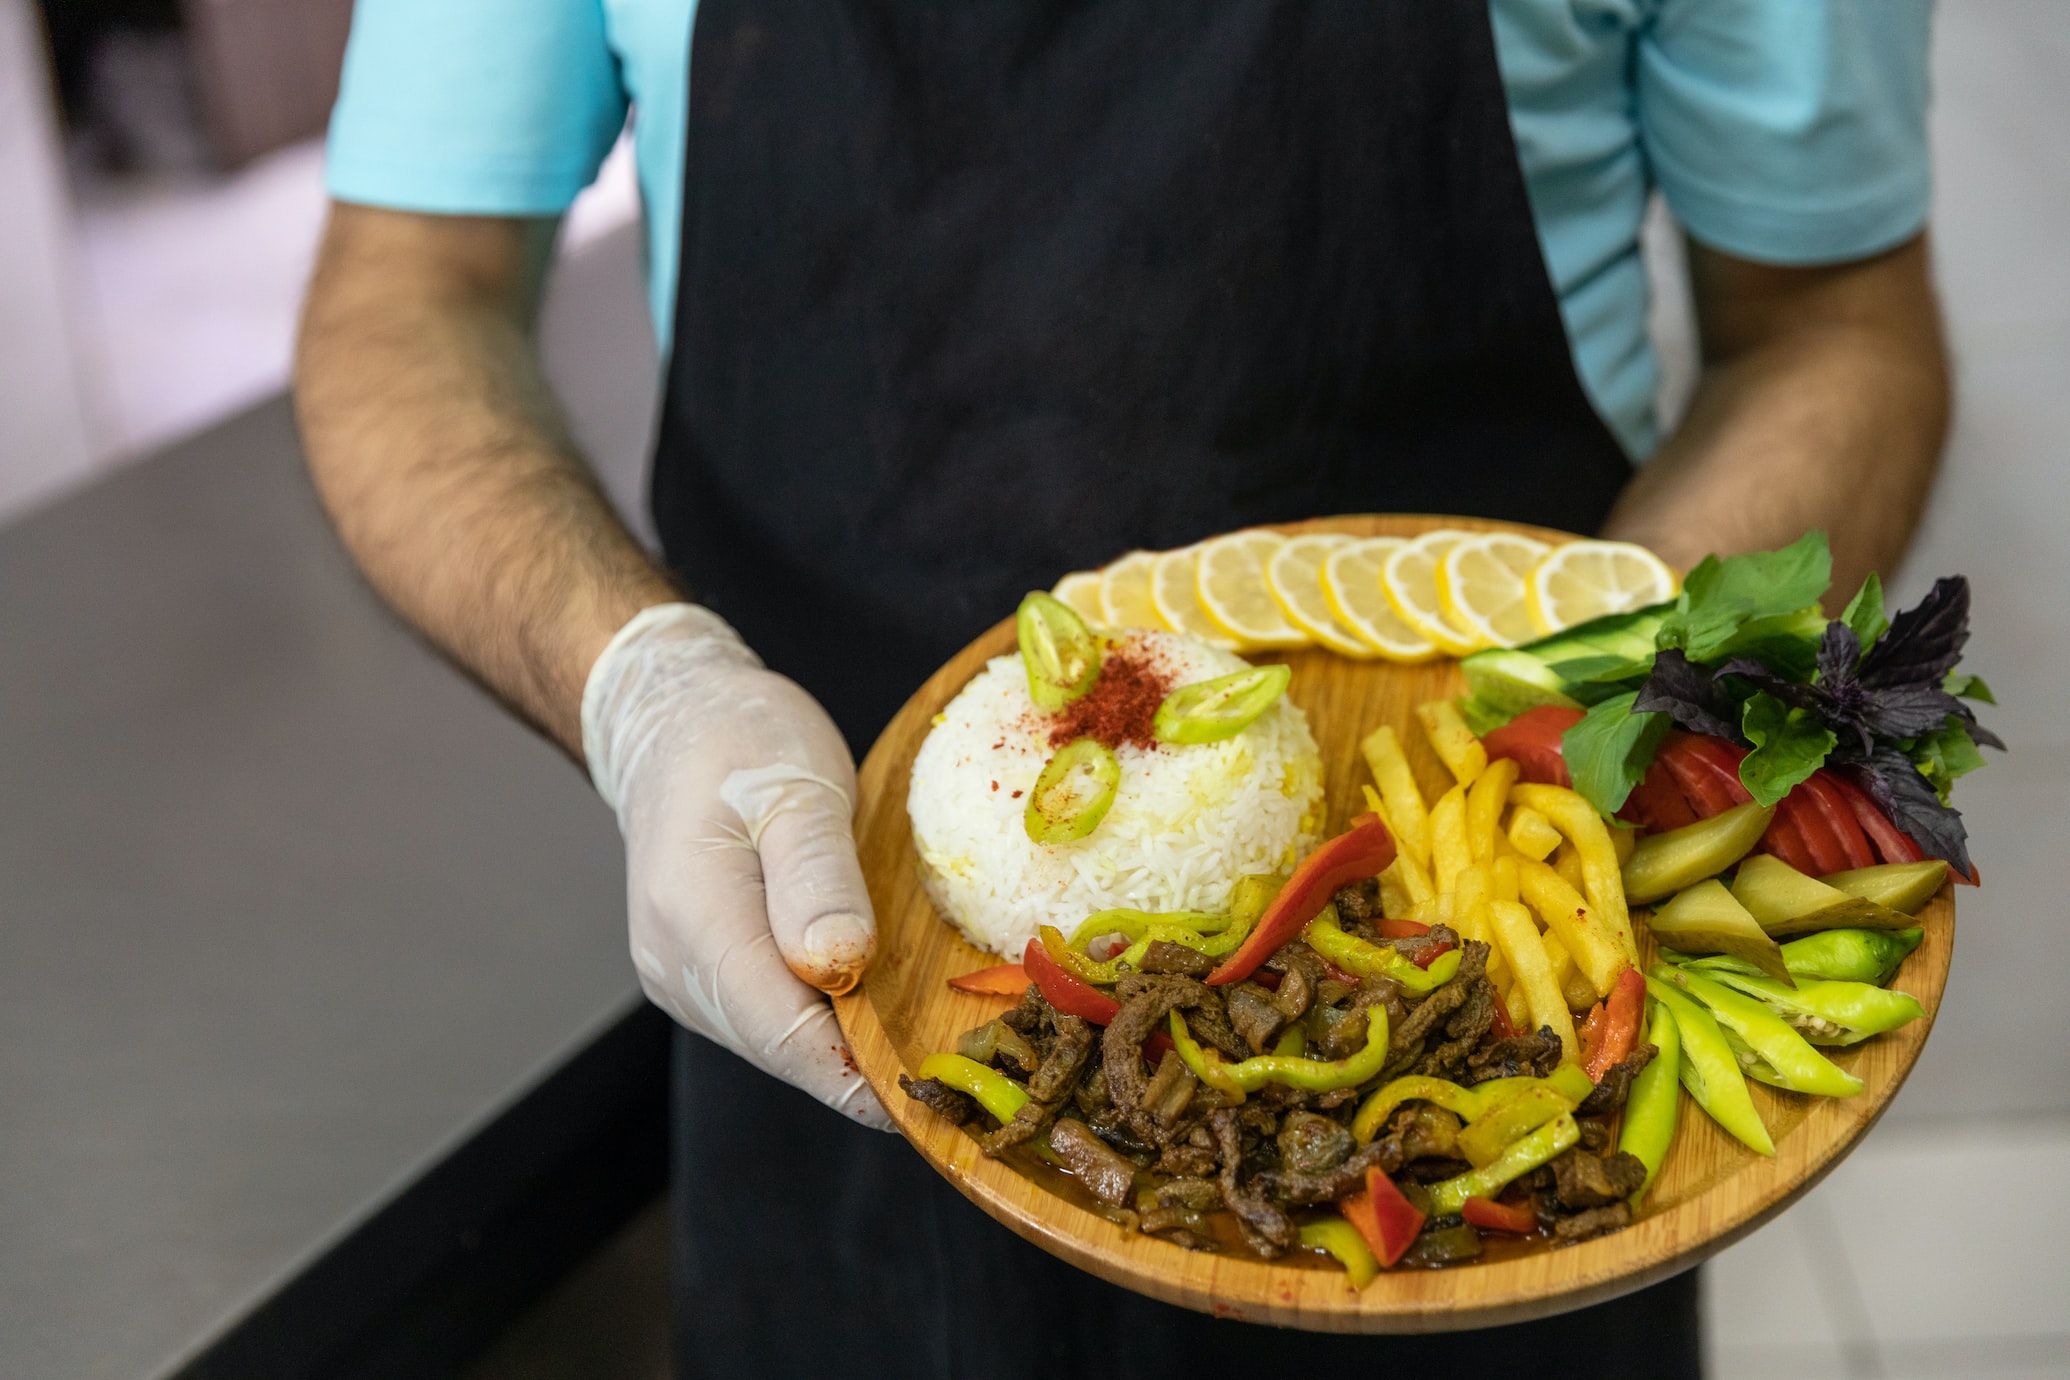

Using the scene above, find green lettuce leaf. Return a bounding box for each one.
[1561,690,1672,816]
[1656,532,1833,662]
[1840,572,1888,652]
[1909,719,1988,802]
[1738,692,1837,807]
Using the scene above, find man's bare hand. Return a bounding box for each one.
[1603,234,1950,602]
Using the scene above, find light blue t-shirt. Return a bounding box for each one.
[325,0,1932,460]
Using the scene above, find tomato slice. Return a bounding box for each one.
[1822,772,1925,865]
[1480,706,1584,788]
[1656,732,1752,817]
[1799,772,1875,870]
[1619,765,1701,833]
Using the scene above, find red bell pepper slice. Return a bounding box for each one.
[1461,1196,1539,1235]
[1207,813,1396,986]
[1489,999,1521,1041]
[1023,936,1120,1024]
[946,962,1029,996]
[1410,938,1456,970]
[1585,967,1645,1082]
[1020,936,1174,1061]
[1480,706,1584,788]
[1339,1165,1427,1267]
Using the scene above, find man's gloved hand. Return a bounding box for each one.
[582,603,890,1129]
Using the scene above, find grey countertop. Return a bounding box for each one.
[0,227,665,1380]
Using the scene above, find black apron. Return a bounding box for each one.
[652,3,1697,1375]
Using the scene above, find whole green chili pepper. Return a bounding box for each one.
[1643,975,1775,1156]
[1428,1113,1580,1216]
[1617,997,1680,1200]
[1675,927,1924,986]
[1694,970,1924,1047]
[1652,964,1863,1097]
[1304,906,1462,994]
[1167,1006,1390,1099]
[1349,1065,1593,1145]
[1298,1217,1379,1287]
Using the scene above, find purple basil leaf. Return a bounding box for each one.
[1815,620,1862,685]
[1835,747,1974,876]
[1861,684,1968,740]
[1858,577,1970,691]
[1716,659,1824,713]
[1634,649,1747,743]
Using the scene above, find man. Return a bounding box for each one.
[296,2,1947,1375]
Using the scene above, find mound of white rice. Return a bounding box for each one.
[907,629,1323,958]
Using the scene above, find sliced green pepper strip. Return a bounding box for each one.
[914,1053,1066,1166]
[1298,1217,1379,1288]
[1456,1085,1578,1168]
[1348,1064,1592,1145]
[1167,1006,1390,1099]
[1428,1113,1580,1216]
[1695,969,1924,1048]
[1061,910,1239,984]
[1304,906,1461,995]
[1618,997,1681,1201]
[917,1053,1031,1125]
[1652,964,1863,1097]
[1676,927,1924,986]
[1272,1026,1307,1058]
[1643,976,1774,1156]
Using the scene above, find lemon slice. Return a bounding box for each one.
[1320,537,1440,663]
[1528,540,1679,634]
[1051,570,1107,626]
[1380,530,1482,657]
[1265,534,1374,658]
[1195,530,1309,650]
[1437,532,1551,649]
[1150,545,1241,649]
[1098,551,1168,630]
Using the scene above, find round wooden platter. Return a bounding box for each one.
[833,513,1953,1333]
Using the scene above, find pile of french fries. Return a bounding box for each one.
[1358,703,1639,1064]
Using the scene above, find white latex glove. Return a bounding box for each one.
[582,603,890,1129]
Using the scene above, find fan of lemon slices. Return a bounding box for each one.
[1050,530,1675,658]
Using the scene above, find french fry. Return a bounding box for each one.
[1360,725,1433,871]
[1406,893,1456,929]
[1539,930,1601,1013]
[1506,806,1563,862]
[1429,785,1471,895]
[1553,842,1588,894]
[1512,782,1637,964]
[1417,699,1487,787]
[1452,864,1512,991]
[1361,783,1437,915]
[1492,854,1520,905]
[1465,757,1519,862]
[1489,899,1581,1062]
[1517,857,1627,998]
[1501,971,1532,1032]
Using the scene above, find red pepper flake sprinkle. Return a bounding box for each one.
[1044,644,1174,751]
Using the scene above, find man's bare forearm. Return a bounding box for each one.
[294,205,676,756]
[1603,235,1950,602]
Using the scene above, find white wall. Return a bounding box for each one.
[0,0,101,514]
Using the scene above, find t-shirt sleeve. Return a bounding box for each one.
[325,0,629,216]
[1638,0,1934,264]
